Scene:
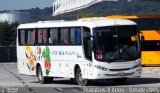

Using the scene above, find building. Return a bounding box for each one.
[0,11,30,24]
[52,0,118,16]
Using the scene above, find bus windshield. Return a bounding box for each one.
[93,25,141,62]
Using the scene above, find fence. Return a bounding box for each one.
[0,46,17,62]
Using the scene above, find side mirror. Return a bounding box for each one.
[139,31,145,43]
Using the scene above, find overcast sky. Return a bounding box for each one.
[0,0,54,11]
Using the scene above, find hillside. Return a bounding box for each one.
[18,0,160,22]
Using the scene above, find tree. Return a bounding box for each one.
[0,22,19,46]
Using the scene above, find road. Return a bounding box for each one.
[0,63,160,93]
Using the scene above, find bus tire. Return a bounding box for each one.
[75,68,89,86]
[70,78,77,84]
[37,66,53,84]
[113,78,127,85]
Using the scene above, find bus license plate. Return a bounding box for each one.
[117,72,125,76]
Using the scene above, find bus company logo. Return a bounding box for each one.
[51,51,82,58]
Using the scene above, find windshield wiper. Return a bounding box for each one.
[114,60,127,62]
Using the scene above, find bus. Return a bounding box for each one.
[17,19,142,86]
[106,15,160,65]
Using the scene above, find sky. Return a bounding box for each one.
[0,0,54,11]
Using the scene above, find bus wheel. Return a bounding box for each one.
[70,78,77,84]
[113,78,127,85]
[37,66,53,84]
[76,68,89,86]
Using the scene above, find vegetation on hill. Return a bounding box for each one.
[19,0,160,22]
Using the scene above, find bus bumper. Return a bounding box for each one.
[87,66,142,80]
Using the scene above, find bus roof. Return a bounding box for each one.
[18,19,136,29]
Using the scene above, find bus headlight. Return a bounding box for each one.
[131,63,141,70]
[94,65,108,71]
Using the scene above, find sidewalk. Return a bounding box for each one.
[142,67,160,78]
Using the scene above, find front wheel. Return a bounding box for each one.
[37,66,53,84]
[75,68,89,86]
[113,78,127,85]
[70,78,77,84]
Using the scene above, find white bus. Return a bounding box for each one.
[17,19,142,86]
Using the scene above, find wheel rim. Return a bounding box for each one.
[78,71,86,84]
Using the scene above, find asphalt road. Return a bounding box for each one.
[0,63,160,93]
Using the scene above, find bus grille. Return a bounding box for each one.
[109,68,130,71]
[105,72,134,76]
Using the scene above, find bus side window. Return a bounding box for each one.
[24,29,36,45]
[42,29,48,45]
[75,27,81,45]
[70,28,76,45]
[27,30,31,45]
[142,41,160,51]
[31,30,36,45]
[38,29,43,44]
[19,30,25,45]
[49,28,58,45]
[60,28,69,45]
[83,27,92,60]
